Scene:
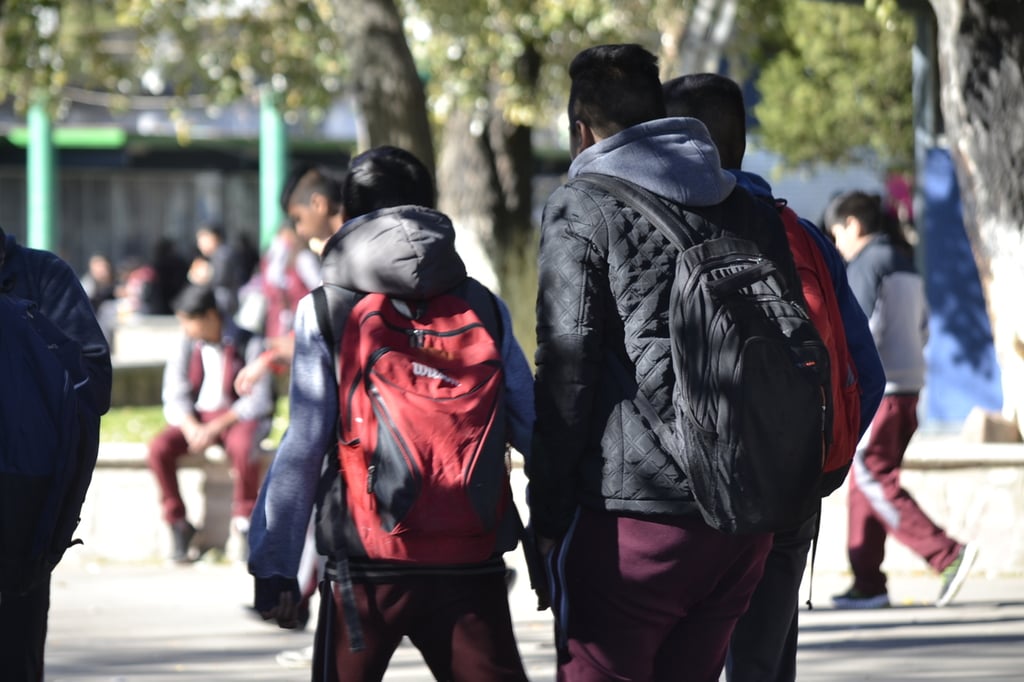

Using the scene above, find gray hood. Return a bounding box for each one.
[320,205,467,299]
[568,117,736,207]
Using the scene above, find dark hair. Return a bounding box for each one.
[172,284,219,317]
[568,44,665,140]
[341,146,435,219]
[825,190,914,255]
[196,221,225,241]
[662,73,746,169]
[280,164,345,213]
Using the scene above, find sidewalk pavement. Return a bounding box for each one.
[45,547,1024,681]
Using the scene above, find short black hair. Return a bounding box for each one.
[662,73,747,169]
[341,146,435,219]
[280,164,345,213]
[826,189,915,256]
[824,191,883,236]
[172,284,219,318]
[568,44,665,140]
[195,221,225,241]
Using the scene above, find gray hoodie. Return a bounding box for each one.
[248,206,534,592]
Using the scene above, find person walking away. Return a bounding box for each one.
[826,190,978,609]
[0,226,112,681]
[662,72,886,682]
[529,45,816,681]
[248,146,534,681]
[147,284,274,563]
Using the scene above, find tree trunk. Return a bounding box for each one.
[435,43,538,296]
[929,0,1024,433]
[332,0,435,175]
[435,105,535,284]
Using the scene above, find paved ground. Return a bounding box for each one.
[44,548,1024,681]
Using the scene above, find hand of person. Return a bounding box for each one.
[234,356,270,396]
[180,418,205,451]
[260,589,301,629]
[268,333,295,363]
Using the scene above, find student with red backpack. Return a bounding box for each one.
[248,146,534,681]
[662,73,886,682]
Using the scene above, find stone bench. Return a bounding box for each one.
[814,436,1024,578]
[71,442,274,565]
[69,435,1024,578]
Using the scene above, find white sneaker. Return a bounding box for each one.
[276,644,314,668]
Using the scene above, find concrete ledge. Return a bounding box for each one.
[816,437,1024,579]
[76,437,1024,578]
[904,437,1024,469]
[72,443,273,565]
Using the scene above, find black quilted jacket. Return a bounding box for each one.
[528,117,745,539]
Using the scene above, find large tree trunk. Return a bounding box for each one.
[929,0,1024,434]
[333,0,434,175]
[435,44,538,298]
[435,105,535,291]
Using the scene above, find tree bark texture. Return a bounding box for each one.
[929,0,1024,431]
[333,0,435,176]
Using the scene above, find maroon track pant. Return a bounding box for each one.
[847,394,962,594]
[549,507,772,682]
[313,571,528,682]
[147,410,263,524]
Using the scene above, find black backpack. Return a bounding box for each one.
[573,174,829,534]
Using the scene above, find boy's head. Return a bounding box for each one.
[280,164,346,244]
[825,191,885,260]
[173,285,222,343]
[662,73,747,169]
[195,222,226,258]
[567,44,665,158]
[341,146,435,220]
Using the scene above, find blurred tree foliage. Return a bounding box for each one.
[751,0,915,169]
[0,1,344,128]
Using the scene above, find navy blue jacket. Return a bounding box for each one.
[731,171,885,436]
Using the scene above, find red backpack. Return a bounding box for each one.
[778,202,861,496]
[314,285,513,564]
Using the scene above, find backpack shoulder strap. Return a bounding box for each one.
[312,284,364,374]
[571,173,699,252]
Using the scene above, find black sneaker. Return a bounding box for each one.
[170,519,196,563]
[832,586,890,609]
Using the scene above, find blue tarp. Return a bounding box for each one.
[921,147,1002,425]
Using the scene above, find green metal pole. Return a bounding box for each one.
[259,87,287,252]
[27,99,56,252]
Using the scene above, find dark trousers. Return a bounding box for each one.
[147,410,263,524]
[848,395,961,594]
[0,576,50,681]
[726,511,818,682]
[313,572,527,682]
[550,507,772,682]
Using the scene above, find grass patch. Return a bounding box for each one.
[100,397,290,446]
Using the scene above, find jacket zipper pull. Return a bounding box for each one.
[366,464,376,495]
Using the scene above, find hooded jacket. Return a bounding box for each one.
[846,233,927,394]
[530,117,793,539]
[248,206,535,606]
